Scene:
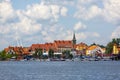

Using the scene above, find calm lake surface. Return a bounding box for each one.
[0,61,120,80]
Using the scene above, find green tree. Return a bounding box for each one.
[48,49,54,58]
[105,38,120,54]
[112,38,120,45]
[0,50,7,60]
[69,54,73,59]
[105,42,114,54]
[62,50,71,59]
[38,49,43,59]
[6,54,12,59]
[116,38,120,44]
[33,48,38,58]
[112,38,116,43]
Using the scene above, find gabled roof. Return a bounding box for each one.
[76,42,88,50]
[4,46,30,55]
[87,45,98,50]
[77,42,88,47]
[30,44,45,50]
[54,40,73,48]
[45,43,56,51]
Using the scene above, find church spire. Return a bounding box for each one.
[72,32,76,45]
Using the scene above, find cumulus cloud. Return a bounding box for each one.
[0,1,68,38]
[0,0,117,50]
[0,1,15,23]
[102,0,120,23]
[25,3,51,20]
[74,22,86,31]
[74,0,120,23]
[61,7,68,16]
[23,3,68,21]
[75,5,102,20]
[86,5,102,19]
[14,17,42,35]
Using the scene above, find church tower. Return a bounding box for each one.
[72,32,76,45]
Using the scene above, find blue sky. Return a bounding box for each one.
[0,0,120,50]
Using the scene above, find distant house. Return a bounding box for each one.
[86,45,105,56]
[29,40,73,53]
[54,40,73,53]
[4,46,30,55]
[113,43,120,55]
[76,42,88,55]
[45,42,56,52]
[30,44,46,54]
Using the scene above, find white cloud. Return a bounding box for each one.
[1,0,116,50]
[0,24,12,34]
[74,22,86,31]
[75,0,120,23]
[111,26,120,38]
[0,6,42,42]
[102,0,120,23]
[23,2,68,21]
[86,5,102,20]
[14,16,42,35]
[50,5,60,21]
[25,3,51,20]
[0,1,15,23]
[74,4,102,20]
[61,7,68,16]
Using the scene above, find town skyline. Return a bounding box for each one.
[0,0,120,50]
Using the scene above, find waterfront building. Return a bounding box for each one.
[5,46,30,55]
[86,44,104,57]
[4,33,78,59]
[4,46,30,60]
[76,42,88,55]
[113,43,120,54]
[30,40,73,53]
[29,44,45,54]
[29,33,77,54]
[54,40,73,53]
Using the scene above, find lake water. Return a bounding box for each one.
[0,61,120,80]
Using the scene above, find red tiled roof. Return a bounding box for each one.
[30,40,74,52]
[4,46,31,55]
[45,43,56,51]
[30,44,45,51]
[4,48,9,52]
[54,40,73,48]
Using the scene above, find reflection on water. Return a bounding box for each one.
[0,61,120,80]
